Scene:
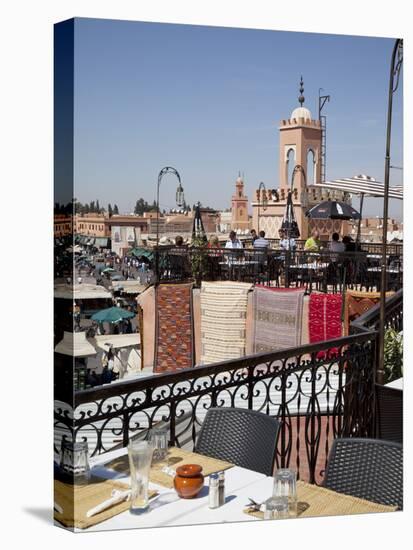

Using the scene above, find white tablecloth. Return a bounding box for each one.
[78,446,271,532]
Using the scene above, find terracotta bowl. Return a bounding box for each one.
[173,464,204,499]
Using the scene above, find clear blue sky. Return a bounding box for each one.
[73,18,403,219]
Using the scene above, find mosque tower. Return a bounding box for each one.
[252,77,345,239]
[279,76,322,194]
[231,173,249,231]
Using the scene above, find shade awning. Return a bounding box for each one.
[94,237,109,248]
[54,283,112,300]
[55,331,97,357]
[311,176,403,200]
[93,333,141,350]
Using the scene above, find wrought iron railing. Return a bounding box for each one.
[154,246,403,293]
[55,331,376,484]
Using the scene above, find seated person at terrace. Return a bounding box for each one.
[250,229,258,244]
[342,235,356,252]
[253,230,270,249]
[207,234,220,248]
[225,230,243,249]
[279,229,296,251]
[175,235,186,247]
[304,230,321,252]
[328,232,345,253]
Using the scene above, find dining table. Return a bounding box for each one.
[54,444,397,532]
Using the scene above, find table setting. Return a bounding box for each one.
[54,430,397,532]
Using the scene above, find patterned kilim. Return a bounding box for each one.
[154,283,194,373]
[200,281,253,364]
[252,287,305,353]
[343,290,394,335]
[309,293,343,358]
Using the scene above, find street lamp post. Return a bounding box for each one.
[378,39,403,384]
[289,164,306,239]
[284,164,306,286]
[257,181,267,233]
[155,166,185,283]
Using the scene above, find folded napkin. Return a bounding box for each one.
[54,476,157,530]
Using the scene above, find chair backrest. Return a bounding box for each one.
[195,407,279,476]
[375,384,403,444]
[324,438,403,509]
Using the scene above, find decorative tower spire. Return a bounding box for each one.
[298,76,305,106]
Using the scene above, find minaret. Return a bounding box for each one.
[279,77,322,193]
[231,173,249,231]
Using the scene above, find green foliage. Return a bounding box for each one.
[383,328,403,383]
[190,235,208,286]
[113,204,119,214]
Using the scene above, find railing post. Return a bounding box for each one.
[122,411,129,448]
[279,369,287,468]
[247,365,254,410]
[307,354,317,484]
[170,400,176,447]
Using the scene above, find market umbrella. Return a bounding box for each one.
[192,203,207,242]
[281,190,300,238]
[91,306,135,324]
[305,200,361,220]
[129,248,154,261]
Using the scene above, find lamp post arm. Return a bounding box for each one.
[155,166,183,283]
[378,38,403,385]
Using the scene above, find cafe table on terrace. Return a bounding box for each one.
[54,445,397,532]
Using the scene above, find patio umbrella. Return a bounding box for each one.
[281,190,300,238]
[91,306,135,324]
[192,203,207,242]
[305,200,361,220]
[129,248,154,261]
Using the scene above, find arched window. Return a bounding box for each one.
[239,209,243,217]
[286,148,295,187]
[307,149,316,185]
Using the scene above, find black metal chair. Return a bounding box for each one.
[195,407,279,476]
[324,438,403,510]
[375,384,403,444]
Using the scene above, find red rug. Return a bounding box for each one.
[154,283,194,373]
[309,293,343,359]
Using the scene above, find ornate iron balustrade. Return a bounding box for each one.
[154,246,403,293]
[55,331,376,484]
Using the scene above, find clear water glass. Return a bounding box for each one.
[273,468,297,517]
[263,496,289,520]
[128,441,154,514]
[148,426,170,474]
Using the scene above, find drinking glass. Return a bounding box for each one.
[273,468,297,517]
[128,441,154,514]
[148,426,171,474]
[263,496,289,520]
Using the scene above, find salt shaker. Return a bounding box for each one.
[218,471,225,506]
[209,474,220,509]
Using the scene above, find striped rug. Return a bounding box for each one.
[252,287,305,353]
[155,282,194,373]
[200,281,253,365]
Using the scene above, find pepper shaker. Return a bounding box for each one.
[209,474,220,509]
[218,471,225,506]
